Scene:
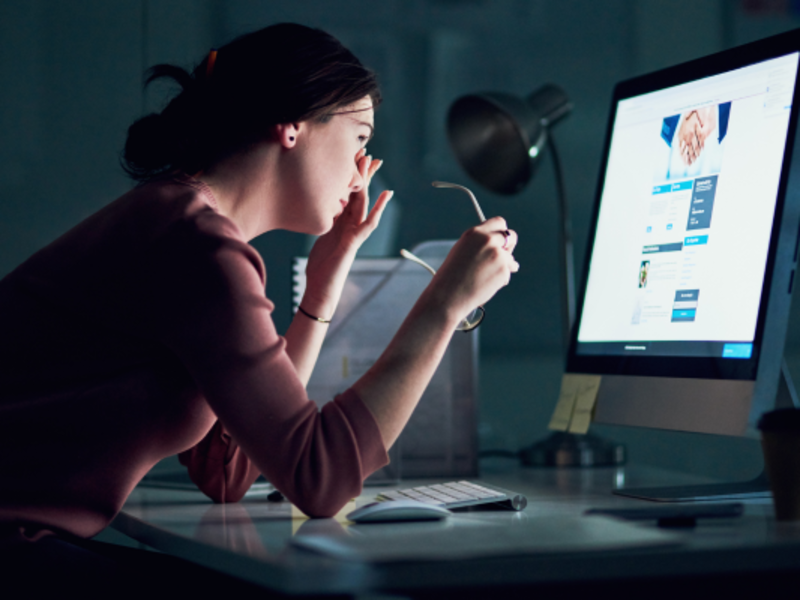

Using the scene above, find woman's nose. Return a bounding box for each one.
[349,161,365,193]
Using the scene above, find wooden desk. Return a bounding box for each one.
[112,462,800,597]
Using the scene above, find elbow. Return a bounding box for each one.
[209,486,247,504]
[295,502,339,519]
[277,469,361,519]
[286,490,358,519]
[186,475,247,504]
[183,461,252,504]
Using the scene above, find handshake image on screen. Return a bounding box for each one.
[657,102,731,181]
[676,106,723,165]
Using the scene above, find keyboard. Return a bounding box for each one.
[377,481,527,511]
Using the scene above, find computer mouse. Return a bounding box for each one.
[346,500,452,523]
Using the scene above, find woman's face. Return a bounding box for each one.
[282,96,374,235]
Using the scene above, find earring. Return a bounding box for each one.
[289,136,295,142]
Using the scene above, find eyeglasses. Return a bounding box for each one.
[399,181,488,332]
[399,249,485,331]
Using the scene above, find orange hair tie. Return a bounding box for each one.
[206,49,218,78]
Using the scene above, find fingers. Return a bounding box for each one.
[500,229,519,280]
[353,155,371,221]
[476,217,516,250]
[470,218,518,259]
[500,229,518,253]
[685,142,696,165]
[681,133,700,165]
[368,158,383,181]
[475,218,519,282]
[359,155,386,220]
[358,152,370,178]
[502,230,520,276]
[678,112,703,165]
[361,189,394,233]
[679,139,689,165]
[364,190,394,226]
[685,128,704,164]
[356,153,383,192]
[477,215,507,233]
[356,152,383,184]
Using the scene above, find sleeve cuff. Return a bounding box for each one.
[333,388,390,478]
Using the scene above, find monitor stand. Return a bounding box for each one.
[613,360,799,502]
[613,471,771,502]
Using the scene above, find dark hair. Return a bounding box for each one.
[122,23,381,181]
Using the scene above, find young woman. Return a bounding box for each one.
[0,22,518,554]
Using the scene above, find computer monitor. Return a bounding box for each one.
[566,30,800,501]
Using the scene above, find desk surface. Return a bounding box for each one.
[113,462,800,597]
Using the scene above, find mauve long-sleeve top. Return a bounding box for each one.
[0,174,388,539]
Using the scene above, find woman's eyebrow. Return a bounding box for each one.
[350,117,374,140]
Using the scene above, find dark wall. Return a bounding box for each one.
[3,0,799,360]
[4,0,800,480]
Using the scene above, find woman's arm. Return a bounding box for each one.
[282,299,335,386]
[354,218,518,447]
[283,152,391,385]
[166,197,514,515]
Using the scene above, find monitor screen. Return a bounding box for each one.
[566,31,800,440]
[577,53,797,362]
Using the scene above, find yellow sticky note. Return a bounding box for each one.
[291,499,357,535]
[291,504,309,535]
[548,374,580,431]
[568,375,603,434]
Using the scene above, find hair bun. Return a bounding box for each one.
[123,113,176,179]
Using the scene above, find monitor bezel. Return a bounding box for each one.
[566,30,800,382]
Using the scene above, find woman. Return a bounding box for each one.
[0,22,517,554]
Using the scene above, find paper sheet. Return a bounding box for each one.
[291,515,680,562]
[548,374,602,433]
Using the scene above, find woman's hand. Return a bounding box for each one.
[426,216,519,324]
[325,149,394,254]
[302,150,393,318]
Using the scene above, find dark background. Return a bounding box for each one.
[3,0,800,480]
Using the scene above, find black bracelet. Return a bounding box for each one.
[297,305,331,324]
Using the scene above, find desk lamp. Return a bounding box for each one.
[446,85,625,467]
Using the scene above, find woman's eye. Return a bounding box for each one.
[358,135,369,145]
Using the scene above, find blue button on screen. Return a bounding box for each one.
[684,235,709,246]
[722,343,753,359]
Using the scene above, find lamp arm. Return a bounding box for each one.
[547,134,577,347]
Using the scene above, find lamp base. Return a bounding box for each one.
[519,432,626,467]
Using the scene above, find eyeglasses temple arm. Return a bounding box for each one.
[400,249,437,276]
[400,249,476,330]
[432,181,487,223]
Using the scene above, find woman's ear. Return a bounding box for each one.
[274,123,300,148]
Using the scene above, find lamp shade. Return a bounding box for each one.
[446,85,572,195]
